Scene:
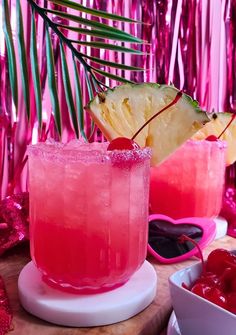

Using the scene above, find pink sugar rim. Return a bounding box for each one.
[27,143,152,164]
[187,139,227,149]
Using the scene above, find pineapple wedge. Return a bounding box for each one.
[87,83,210,165]
[192,112,236,165]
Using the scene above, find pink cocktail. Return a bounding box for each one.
[28,141,151,293]
[149,139,226,219]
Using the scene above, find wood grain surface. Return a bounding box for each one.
[0,236,235,335]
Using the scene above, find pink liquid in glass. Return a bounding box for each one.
[149,140,226,219]
[28,141,151,293]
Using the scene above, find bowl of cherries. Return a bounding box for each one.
[169,246,236,335]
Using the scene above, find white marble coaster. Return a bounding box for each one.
[214,216,228,239]
[18,260,157,327]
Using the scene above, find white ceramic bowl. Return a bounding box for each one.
[169,262,236,335]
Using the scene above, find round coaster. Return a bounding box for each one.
[18,260,157,327]
[214,216,228,239]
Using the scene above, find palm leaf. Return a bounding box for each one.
[81,54,143,71]
[44,8,143,43]
[3,0,145,139]
[30,9,42,128]
[72,55,87,141]
[60,42,79,138]
[47,0,141,23]
[56,25,141,43]
[83,71,94,102]
[16,0,30,120]
[91,67,134,84]
[2,0,18,111]
[45,24,62,137]
[84,70,95,138]
[69,40,143,54]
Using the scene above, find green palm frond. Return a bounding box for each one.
[2,0,144,139]
[47,0,142,23]
[56,25,140,42]
[44,8,142,41]
[2,0,18,111]
[30,9,42,128]
[45,23,62,137]
[16,0,30,119]
[72,54,87,140]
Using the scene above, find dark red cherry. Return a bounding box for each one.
[191,283,227,308]
[195,272,222,289]
[205,135,218,141]
[205,287,228,308]
[191,282,211,298]
[107,137,140,151]
[225,252,236,267]
[206,249,233,275]
[231,278,236,292]
[220,267,236,292]
[180,240,236,312]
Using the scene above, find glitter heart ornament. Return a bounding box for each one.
[0,192,29,256]
[0,276,13,335]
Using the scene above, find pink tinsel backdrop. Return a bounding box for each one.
[0,2,235,326]
[0,0,236,199]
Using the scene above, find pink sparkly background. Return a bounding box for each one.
[0,0,236,231]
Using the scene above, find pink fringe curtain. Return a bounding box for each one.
[0,0,236,198]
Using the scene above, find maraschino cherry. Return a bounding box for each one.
[205,135,218,141]
[206,248,235,275]
[205,113,236,141]
[179,235,236,314]
[107,137,140,150]
[107,91,183,150]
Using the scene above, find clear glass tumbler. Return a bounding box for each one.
[28,141,151,293]
[149,139,227,219]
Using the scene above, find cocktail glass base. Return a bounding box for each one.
[18,260,157,327]
[214,216,228,239]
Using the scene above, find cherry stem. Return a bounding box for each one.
[131,91,183,141]
[217,113,236,139]
[178,234,206,275]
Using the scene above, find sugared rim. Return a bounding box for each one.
[27,141,152,164]
[186,139,227,149]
